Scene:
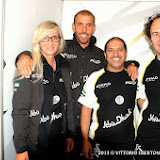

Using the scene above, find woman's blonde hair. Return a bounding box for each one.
[14,21,65,82]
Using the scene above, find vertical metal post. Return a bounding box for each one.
[0,0,5,159]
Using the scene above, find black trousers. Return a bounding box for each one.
[28,138,66,160]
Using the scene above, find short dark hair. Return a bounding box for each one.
[144,13,160,39]
[104,37,127,52]
[74,9,95,24]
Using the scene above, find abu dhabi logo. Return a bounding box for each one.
[103,108,132,128]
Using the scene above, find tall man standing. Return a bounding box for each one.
[136,13,160,160]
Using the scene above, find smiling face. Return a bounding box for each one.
[150,18,160,60]
[39,31,60,58]
[104,38,127,72]
[72,14,95,49]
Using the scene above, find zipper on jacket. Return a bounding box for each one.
[53,69,66,135]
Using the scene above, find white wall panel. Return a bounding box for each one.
[0,0,5,159]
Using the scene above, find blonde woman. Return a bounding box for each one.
[12,21,75,160]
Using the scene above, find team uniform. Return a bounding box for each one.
[12,55,74,160]
[78,68,137,160]
[136,56,160,160]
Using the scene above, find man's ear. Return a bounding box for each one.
[93,25,96,33]
[72,23,75,32]
[150,39,153,46]
[126,51,128,58]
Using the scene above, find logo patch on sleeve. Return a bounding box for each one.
[14,82,19,87]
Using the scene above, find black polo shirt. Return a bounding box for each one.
[78,68,137,145]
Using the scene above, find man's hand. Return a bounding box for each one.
[82,139,93,160]
[66,138,74,152]
[126,64,138,81]
[17,54,33,78]
[16,151,29,160]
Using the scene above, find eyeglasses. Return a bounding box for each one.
[41,36,61,42]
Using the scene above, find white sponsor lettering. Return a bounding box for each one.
[31,73,40,78]
[145,76,158,82]
[29,109,39,117]
[72,82,80,89]
[63,53,77,59]
[96,83,111,89]
[43,79,49,84]
[59,78,64,82]
[125,81,137,85]
[40,115,50,123]
[83,75,89,82]
[40,112,63,124]
[50,112,62,123]
[103,108,132,128]
[13,88,17,92]
[148,113,160,122]
[90,59,101,64]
